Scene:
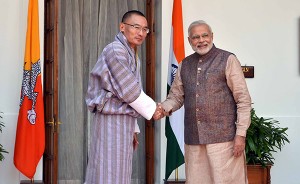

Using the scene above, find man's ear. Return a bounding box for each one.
[188,37,192,45]
[120,23,125,33]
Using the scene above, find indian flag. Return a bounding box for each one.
[165,0,185,180]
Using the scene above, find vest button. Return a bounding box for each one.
[197,120,201,124]
[197,82,199,85]
[196,108,199,111]
[196,94,199,97]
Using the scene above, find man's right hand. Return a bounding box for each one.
[153,103,165,120]
[233,135,246,157]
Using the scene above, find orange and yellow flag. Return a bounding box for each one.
[14,0,45,179]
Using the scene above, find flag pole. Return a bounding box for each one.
[165,0,185,181]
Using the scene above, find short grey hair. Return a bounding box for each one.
[188,20,213,36]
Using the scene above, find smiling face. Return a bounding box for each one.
[120,14,148,49]
[188,24,214,55]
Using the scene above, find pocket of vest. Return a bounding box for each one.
[206,70,222,82]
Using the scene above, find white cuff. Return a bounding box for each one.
[129,90,156,120]
[135,120,140,133]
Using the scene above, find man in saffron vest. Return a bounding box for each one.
[159,20,252,184]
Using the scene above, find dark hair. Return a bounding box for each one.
[121,10,146,22]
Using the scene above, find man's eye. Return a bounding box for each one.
[192,36,200,40]
[133,25,141,29]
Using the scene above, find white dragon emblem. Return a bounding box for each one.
[19,60,41,125]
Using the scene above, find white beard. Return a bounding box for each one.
[193,43,213,55]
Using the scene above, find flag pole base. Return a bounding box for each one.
[164,179,186,184]
[20,180,44,184]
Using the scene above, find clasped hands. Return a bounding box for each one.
[153,103,167,120]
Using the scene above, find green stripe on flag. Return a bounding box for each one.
[165,85,185,180]
[165,117,185,180]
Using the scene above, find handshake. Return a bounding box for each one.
[152,103,168,120]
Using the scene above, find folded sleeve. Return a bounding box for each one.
[129,90,156,120]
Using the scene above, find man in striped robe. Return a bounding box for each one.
[85,10,159,184]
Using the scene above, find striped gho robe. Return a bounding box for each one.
[85,32,156,184]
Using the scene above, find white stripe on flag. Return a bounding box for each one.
[168,27,185,155]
